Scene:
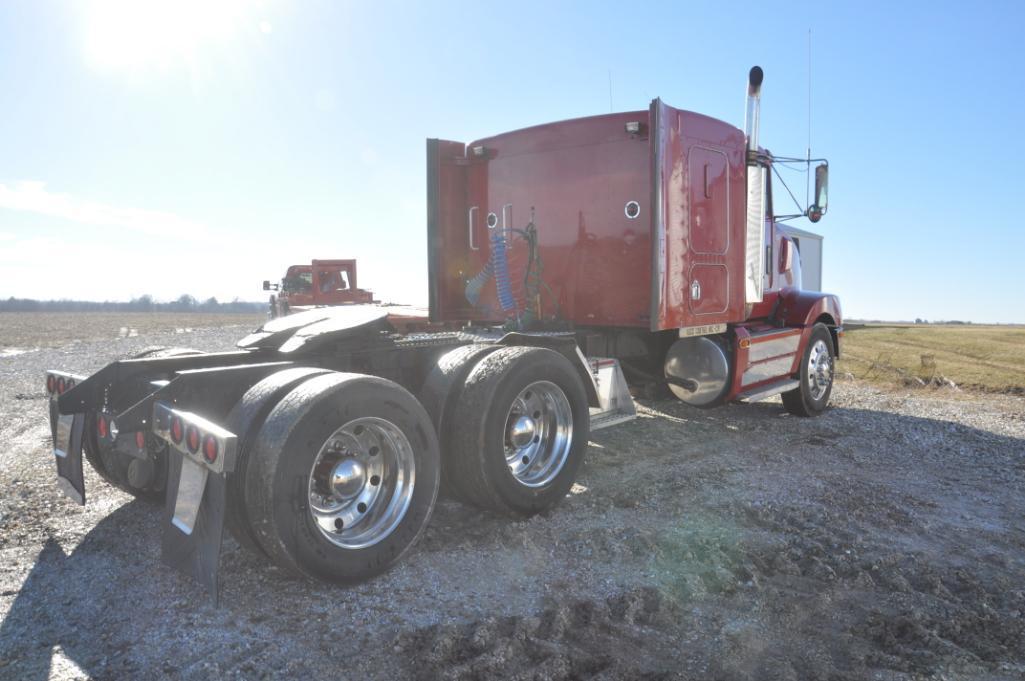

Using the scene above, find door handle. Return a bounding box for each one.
[691,279,701,300]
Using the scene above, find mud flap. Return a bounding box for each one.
[49,401,86,505]
[162,452,227,604]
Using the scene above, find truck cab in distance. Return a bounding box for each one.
[263,259,374,317]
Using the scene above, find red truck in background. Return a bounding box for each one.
[263,259,374,317]
[46,66,839,601]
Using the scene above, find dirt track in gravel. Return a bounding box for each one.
[1,319,1024,680]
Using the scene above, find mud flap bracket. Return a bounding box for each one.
[153,401,237,604]
[162,452,227,604]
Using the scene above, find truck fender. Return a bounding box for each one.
[776,289,843,358]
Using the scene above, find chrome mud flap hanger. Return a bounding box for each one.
[152,401,238,604]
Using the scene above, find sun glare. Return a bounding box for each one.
[84,0,255,72]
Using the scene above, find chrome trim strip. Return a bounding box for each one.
[748,333,800,362]
[649,99,666,331]
[741,354,795,386]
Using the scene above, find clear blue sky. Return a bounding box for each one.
[1,0,1023,323]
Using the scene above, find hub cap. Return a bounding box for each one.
[503,381,573,488]
[807,339,833,401]
[307,417,415,549]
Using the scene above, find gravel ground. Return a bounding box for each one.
[1,322,1024,680]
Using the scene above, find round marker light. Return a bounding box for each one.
[46,375,56,394]
[97,414,108,438]
[170,416,184,444]
[186,426,200,454]
[57,377,66,395]
[135,431,146,449]
[203,435,218,464]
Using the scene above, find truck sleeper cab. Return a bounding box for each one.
[45,67,838,599]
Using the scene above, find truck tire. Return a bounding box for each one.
[244,372,440,583]
[447,346,589,516]
[83,347,203,502]
[418,344,500,500]
[223,367,333,557]
[782,323,835,417]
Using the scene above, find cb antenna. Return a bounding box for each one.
[806,28,812,207]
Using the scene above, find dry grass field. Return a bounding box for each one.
[0,311,266,351]
[838,323,1025,393]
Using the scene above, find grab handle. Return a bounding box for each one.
[468,206,479,251]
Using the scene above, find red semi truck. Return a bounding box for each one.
[262,259,374,317]
[46,67,837,599]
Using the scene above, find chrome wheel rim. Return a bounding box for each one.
[807,339,833,401]
[307,417,415,549]
[503,381,573,488]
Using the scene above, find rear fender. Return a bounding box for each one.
[116,361,294,432]
[495,332,600,407]
[57,351,264,416]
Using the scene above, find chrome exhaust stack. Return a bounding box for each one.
[745,66,763,152]
[744,66,766,304]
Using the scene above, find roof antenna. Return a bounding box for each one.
[806,28,813,207]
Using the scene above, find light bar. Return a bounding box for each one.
[152,401,237,475]
[44,370,86,399]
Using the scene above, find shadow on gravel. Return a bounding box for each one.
[0,502,147,680]
[2,402,1025,680]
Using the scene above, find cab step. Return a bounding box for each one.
[738,378,800,403]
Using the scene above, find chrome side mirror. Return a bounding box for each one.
[809,163,828,222]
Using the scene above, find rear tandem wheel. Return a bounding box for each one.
[241,372,441,583]
[446,346,590,516]
[419,343,501,500]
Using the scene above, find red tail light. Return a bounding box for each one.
[57,377,67,394]
[97,414,108,438]
[135,431,146,449]
[170,416,184,444]
[203,435,218,463]
[186,426,200,453]
[46,375,56,394]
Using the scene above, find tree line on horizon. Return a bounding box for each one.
[0,294,265,313]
